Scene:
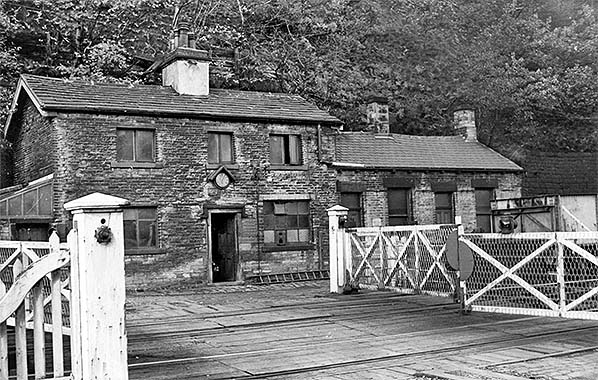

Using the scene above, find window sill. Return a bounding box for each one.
[111,161,164,169]
[262,244,314,252]
[206,163,240,170]
[125,247,166,256]
[269,165,308,171]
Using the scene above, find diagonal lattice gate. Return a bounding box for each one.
[462,232,598,320]
[344,225,457,296]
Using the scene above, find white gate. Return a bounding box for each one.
[339,224,457,296]
[461,232,598,320]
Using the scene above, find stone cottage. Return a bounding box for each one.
[334,104,523,232]
[0,35,341,287]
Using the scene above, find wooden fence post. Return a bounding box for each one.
[327,205,349,294]
[64,192,130,380]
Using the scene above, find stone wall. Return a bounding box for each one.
[336,169,522,232]
[9,106,338,289]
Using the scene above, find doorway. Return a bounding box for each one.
[210,213,238,283]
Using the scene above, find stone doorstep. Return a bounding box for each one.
[416,368,533,380]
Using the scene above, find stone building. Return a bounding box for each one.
[334,106,523,232]
[0,38,341,287]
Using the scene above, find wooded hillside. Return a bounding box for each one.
[1,0,597,154]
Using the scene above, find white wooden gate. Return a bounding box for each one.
[343,225,457,296]
[0,192,130,379]
[461,232,598,320]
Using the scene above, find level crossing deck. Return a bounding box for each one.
[126,281,598,380]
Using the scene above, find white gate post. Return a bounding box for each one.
[327,205,349,294]
[64,192,130,380]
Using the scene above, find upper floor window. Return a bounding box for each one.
[388,188,411,226]
[475,188,494,232]
[340,192,362,227]
[270,134,302,165]
[124,207,157,251]
[434,192,454,224]
[117,129,154,162]
[208,132,234,164]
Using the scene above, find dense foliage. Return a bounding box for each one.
[1,0,597,153]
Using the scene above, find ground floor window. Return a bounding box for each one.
[263,200,310,248]
[124,207,157,250]
[434,192,454,224]
[388,188,411,226]
[475,188,494,232]
[340,192,362,227]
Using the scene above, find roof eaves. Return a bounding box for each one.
[41,104,341,125]
[332,162,524,172]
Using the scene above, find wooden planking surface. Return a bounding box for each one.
[127,289,598,380]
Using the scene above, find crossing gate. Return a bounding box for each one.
[342,224,458,296]
[461,232,598,320]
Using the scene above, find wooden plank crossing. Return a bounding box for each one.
[126,283,598,380]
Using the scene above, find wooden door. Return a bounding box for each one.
[211,213,237,282]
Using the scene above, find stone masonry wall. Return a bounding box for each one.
[336,169,522,232]
[7,96,56,186]
[45,113,338,288]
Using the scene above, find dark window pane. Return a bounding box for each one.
[347,210,361,228]
[286,215,298,228]
[298,214,309,227]
[388,189,408,214]
[220,133,233,163]
[0,201,7,216]
[263,215,276,229]
[138,208,156,220]
[138,221,156,247]
[38,184,52,215]
[475,189,492,212]
[124,220,137,249]
[340,193,360,209]
[275,215,287,228]
[270,135,284,164]
[476,215,491,232]
[208,133,218,163]
[288,135,301,164]
[23,190,37,215]
[136,130,154,162]
[263,201,274,215]
[297,201,309,214]
[435,192,452,208]
[117,129,134,161]
[8,197,20,216]
[389,216,409,226]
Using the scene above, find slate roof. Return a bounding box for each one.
[335,132,523,172]
[12,74,340,125]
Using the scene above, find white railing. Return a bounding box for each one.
[461,232,598,320]
[0,232,70,380]
[327,206,457,296]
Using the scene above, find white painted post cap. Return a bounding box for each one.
[64,192,130,212]
[327,205,349,214]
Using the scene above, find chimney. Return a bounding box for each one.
[453,108,477,142]
[366,96,390,134]
[160,24,211,96]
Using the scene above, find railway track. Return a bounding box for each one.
[126,293,598,380]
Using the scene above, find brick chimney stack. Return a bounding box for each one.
[453,108,477,142]
[161,24,210,96]
[366,96,390,134]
